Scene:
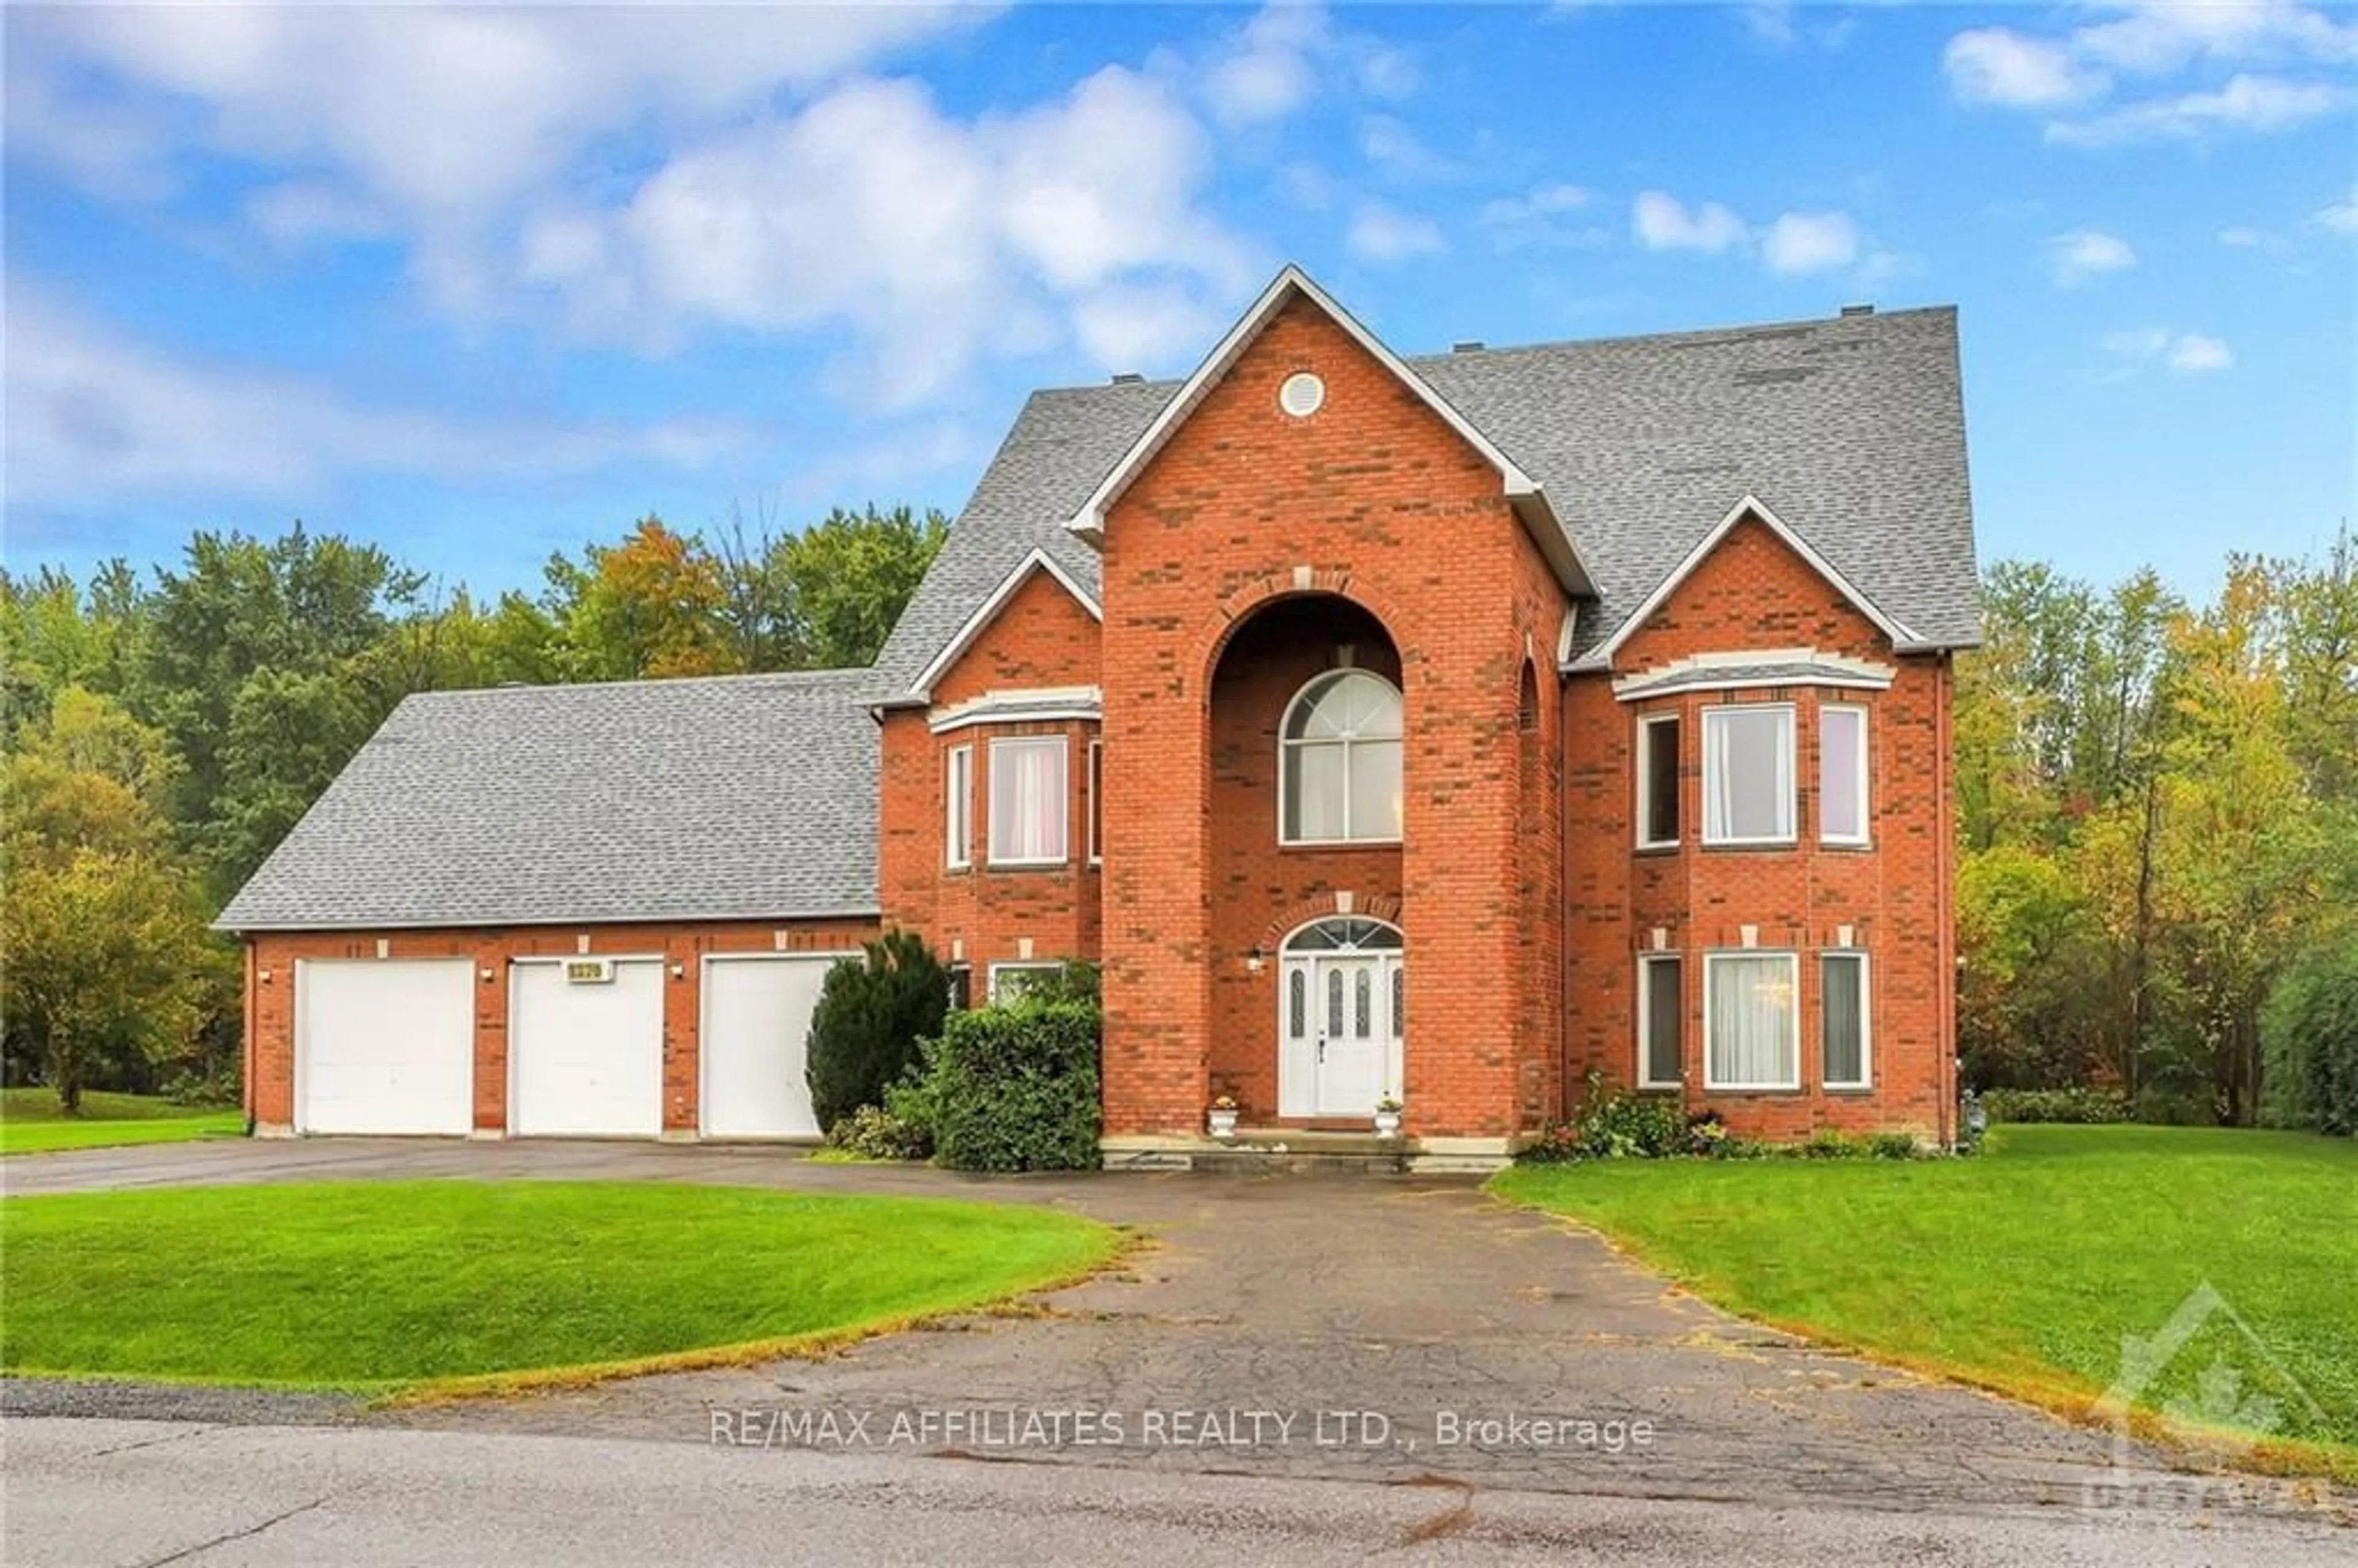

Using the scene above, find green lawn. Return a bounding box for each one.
[1,1088,243,1156]
[0,1181,1121,1392]
[1494,1125,2358,1478]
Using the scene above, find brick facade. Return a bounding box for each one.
[240,285,1961,1155]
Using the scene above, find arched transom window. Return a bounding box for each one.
[1280,669,1403,844]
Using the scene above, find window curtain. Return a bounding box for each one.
[1823,955,1866,1084]
[1821,708,1865,841]
[1706,708,1793,842]
[990,739,1067,861]
[1708,955,1796,1086]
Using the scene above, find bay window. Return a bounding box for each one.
[1703,704,1795,845]
[1636,713,1680,848]
[988,735,1068,866]
[1822,952,1870,1088]
[1704,951,1800,1090]
[1820,704,1869,845]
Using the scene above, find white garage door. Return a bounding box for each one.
[509,958,665,1137]
[296,958,475,1135]
[700,955,840,1139]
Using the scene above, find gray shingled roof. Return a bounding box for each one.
[1611,661,1893,699]
[216,669,884,931]
[876,303,1978,684]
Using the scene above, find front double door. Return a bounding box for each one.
[1282,952,1402,1116]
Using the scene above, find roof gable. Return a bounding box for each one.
[1064,265,1595,598]
[1569,495,1921,672]
[905,546,1101,700]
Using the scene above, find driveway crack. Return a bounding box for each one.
[134,1496,329,1567]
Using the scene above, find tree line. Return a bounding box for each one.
[0,507,946,1108]
[4,511,2351,1129]
[1955,532,2358,1127]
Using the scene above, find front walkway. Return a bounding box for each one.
[5,1138,2342,1523]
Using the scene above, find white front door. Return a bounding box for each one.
[508,958,665,1137]
[1281,953,1403,1116]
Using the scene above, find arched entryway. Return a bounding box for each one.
[1277,916,1403,1117]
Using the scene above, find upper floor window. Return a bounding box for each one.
[988,735,1067,866]
[1820,704,1869,846]
[1280,669,1403,844]
[1702,704,1795,846]
[1636,713,1680,849]
[944,745,973,869]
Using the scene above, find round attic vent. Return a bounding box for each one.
[1278,371,1326,417]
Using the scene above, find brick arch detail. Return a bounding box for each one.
[1196,571,1414,688]
[1257,892,1404,957]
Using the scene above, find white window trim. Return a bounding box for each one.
[1701,702,1797,847]
[1819,704,1871,848]
[1821,950,1872,1090]
[1636,952,1683,1089]
[986,734,1070,868]
[1635,712,1679,850]
[1086,738,1103,866]
[944,745,973,871]
[1702,950,1802,1092]
[1278,669,1405,848]
[987,961,1063,1003]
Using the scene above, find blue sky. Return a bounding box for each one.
[6,2,2354,602]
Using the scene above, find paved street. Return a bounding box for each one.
[8,1418,2351,1568]
[5,1138,2351,1562]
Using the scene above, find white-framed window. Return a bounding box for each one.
[1280,669,1403,844]
[988,961,1062,1003]
[1637,953,1683,1089]
[1821,952,1870,1089]
[1702,704,1796,846]
[1086,738,1103,866]
[1703,951,1800,1090]
[1636,712,1680,849]
[944,744,973,869]
[987,735,1068,866]
[1819,704,1869,847]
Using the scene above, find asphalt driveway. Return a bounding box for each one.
[4,1138,2343,1526]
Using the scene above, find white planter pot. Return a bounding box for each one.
[1373,1110,1403,1139]
[1207,1108,1240,1140]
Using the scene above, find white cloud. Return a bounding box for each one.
[1358,114,1455,181]
[2048,72,2348,145]
[1945,4,2356,146]
[2103,326,2234,376]
[1201,2,1329,125]
[1761,211,1859,275]
[1479,182,1590,225]
[2316,190,2358,233]
[1345,201,1446,263]
[2167,333,2234,373]
[1632,191,1747,254]
[2048,228,2138,284]
[1477,181,1601,249]
[523,67,1258,406]
[1070,283,1226,371]
[3,285,749,510]
[1944,28,2108,107]
[2217,225,2270,246]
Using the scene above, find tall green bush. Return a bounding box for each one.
[2262,936,2358,1136]
[804,931,949,1132]
[925,1001,1102,1173]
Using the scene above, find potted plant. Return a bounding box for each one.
[1207,1094,1241,1140]
[1372,1095,1404,1139]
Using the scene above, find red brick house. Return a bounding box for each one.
[222,266,1979,1163]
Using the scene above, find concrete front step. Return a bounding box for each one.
[1193,1130,1415,1174]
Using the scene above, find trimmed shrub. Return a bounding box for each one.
[1521,1073,1689,1162]
[925,1001,1102,1173]
[2262,936,2358,1136]
[804,931,950,1133]
[1979,1086,2134,1125]
[825,1104,930,1162]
